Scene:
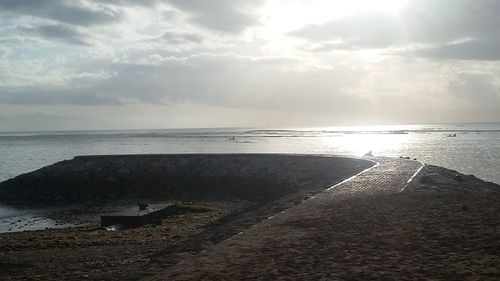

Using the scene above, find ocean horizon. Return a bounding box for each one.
[1,123,499,185]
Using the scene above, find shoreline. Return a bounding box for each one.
[1,155,499,280]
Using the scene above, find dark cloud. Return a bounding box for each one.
[0,0,122,27]
[166,0,263,33]
[17,24,92,46]
[0,0,263,49]
[96,0,159,7]
[94,0,264,32]
[289,0,500,60]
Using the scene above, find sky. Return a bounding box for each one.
[1,0,500,131]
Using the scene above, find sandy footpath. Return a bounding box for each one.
[145,158,500,281]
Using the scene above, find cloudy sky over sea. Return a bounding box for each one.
[1,0,500,130]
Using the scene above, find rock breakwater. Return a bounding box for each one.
[0,154,373,206]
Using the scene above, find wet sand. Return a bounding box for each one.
[0,201,242,280]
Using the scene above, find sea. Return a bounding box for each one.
[1,123,500,232]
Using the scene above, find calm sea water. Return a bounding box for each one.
[1,123,500,183]
[1,123,499,232]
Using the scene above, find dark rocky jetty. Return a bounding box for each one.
[0,154,373,206]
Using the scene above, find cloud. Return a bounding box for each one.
[165,0,264,33]
[0,53,365,109]
[0,0,263,50]
[0,0,122,27]
[0,47,8,59]
[98,53,363,109]
[97,0,159,7]
[0,0,499,128]
[0,1,123,47]
[17,24,93,46]
[289,11,402,50]
[161,31,203,44]
[448,72,500,106]
[402,0,500,43]
[0,88,122,106]
[0,112,110,131]
[94,0,265,34]
[405,40,500,61]
[289,0,500,60]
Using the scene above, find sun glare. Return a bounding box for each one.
[264,0,410,34]
[343,0,410,13]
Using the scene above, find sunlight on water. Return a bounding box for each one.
[0,123,499,185]
[324,134,406,157]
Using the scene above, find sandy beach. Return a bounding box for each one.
[0,155,499,280]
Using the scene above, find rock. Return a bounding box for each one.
[420,173,459,186]
[72,166,85,173]
[456,269,474,277]
[105,176,117,183]
[0,155,378,207]
[112,159,126,167]
[150,161,162,169]
[117,168,130,175]
[177,158,189,166]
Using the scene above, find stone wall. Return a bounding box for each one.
[0,154,373,205]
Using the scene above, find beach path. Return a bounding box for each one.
[144,157,494,280]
